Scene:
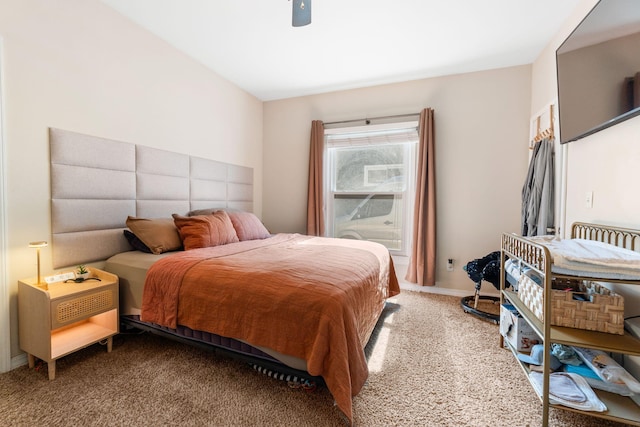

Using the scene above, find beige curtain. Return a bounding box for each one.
[405,108,436,286]
[306,120,325,236]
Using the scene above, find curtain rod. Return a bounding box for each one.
[324,113,419,126]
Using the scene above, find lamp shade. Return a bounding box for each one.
[28,241,48,248]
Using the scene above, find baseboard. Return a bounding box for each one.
[399,282,496,298]
[393,254,498,298]
[11,352,27,370]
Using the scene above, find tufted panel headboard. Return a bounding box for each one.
[50,128,253,269]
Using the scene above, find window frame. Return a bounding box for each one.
[324,121,418,255]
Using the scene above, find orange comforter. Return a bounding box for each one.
[141,233,399,422]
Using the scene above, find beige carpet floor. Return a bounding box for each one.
[0,291,629,426]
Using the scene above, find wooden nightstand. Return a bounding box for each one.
[18,268,119,380]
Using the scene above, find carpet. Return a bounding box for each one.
[0,291,627,426]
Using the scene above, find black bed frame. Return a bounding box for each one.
[119,300,400,388]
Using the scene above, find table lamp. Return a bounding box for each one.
[28,241,48,288]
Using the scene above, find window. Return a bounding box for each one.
[325,123,418,254]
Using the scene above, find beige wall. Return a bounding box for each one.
[531,0,640,309]
[8,0,634,370]
[531,0,640,378]
[0,0,263,359]
[263,66,532,293]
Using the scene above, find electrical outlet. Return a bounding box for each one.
[446,258,454,271]
[44,272,75,284]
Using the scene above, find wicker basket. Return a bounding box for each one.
[518,275,625,335]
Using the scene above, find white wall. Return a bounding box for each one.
[531,0,640,372]
[6,0,622,369]
[263,66,532,294]
[531,0,640,301]
[0,0,263,359]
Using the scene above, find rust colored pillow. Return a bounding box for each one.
[187,207,238,217]
[172,211,239,250]
[125,216,182,255]
[227,211,270,241]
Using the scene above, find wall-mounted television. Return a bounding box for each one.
[556,0,640,144]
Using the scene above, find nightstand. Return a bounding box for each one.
[18,268,119,380]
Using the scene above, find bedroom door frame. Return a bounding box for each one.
[0,37,10,373]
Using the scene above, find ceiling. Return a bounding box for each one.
[100,0,584,101]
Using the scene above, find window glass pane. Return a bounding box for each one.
[333,194,403,251]
[358,194,394,219]
[333,144,406,193]
[326,127,416,254]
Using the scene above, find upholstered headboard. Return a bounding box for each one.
[50,128,253,268]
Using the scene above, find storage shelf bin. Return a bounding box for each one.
[518,275,624,335]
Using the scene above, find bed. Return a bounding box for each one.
[48,128,400,423]
[107,227,399,423]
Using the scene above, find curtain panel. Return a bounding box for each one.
[306,111,436,286]
[306,120,325,236]
[405,108,436,286]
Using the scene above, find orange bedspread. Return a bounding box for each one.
[141,233,399,422]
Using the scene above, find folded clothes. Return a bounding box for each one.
[504,259,542,287]
[551,343,582,366]
[518,344,562,371]
[573,346,640,393]
[530,372,607,412]
[564,363,599,380]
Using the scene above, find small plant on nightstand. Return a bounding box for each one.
[76,264,89,280]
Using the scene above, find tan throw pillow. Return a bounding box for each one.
[125,216,182,255]
[187,207,239,217]
[172,211,239,250]
[227,211,270,241]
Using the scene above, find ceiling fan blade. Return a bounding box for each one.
[292,0,311,27]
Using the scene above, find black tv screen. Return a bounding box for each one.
[556,0,640,143]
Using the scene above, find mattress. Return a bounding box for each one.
[105,250,171,316]
[104,250,308,371]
